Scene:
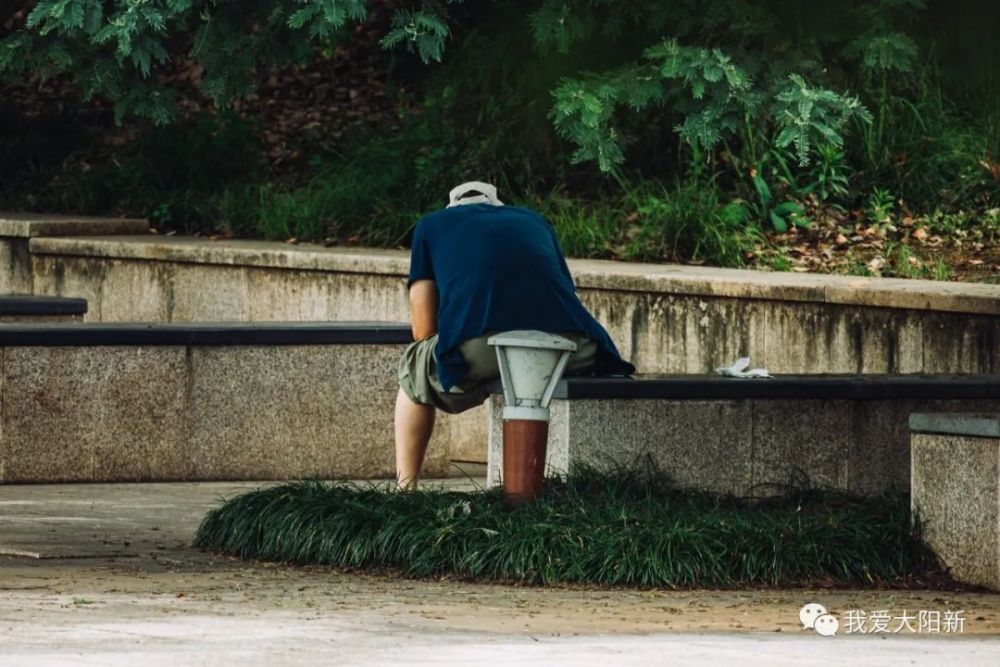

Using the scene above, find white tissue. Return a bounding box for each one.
[715,357,773,378]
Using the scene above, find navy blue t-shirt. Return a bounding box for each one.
[407,203,636,390]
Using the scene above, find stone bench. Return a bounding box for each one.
[0,322,483,483]
[487,375,1000,497]
[0,295,87,323]
[910,413,1000,591]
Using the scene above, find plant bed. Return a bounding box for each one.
[195,469,945,589]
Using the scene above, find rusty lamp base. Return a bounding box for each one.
[501,418,550,507]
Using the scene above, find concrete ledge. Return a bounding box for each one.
[910,412,1000,438]
[30,235,410,273]
[547,375,1000,400]
[24,234,1000,376]
[911,416,1000,591]
[28,235,1000,315]
[0,213,148,238]
[487,389,1000,497]
[0,322,411,346]
[0,214,147,294]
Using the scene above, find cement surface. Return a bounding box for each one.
[911,432,1000,590]
[910,413,1000,438]
[2,481,1000,665]
[0,213,147,238]
[28,234,1000,314]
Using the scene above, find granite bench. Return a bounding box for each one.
[487,375,1000,497]
[0,295,87,323]
[0,322,483,483]
[910,413,1000,591]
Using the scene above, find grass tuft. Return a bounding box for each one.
[195,467,941,588]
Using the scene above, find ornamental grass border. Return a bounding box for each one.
[195,466,943,588]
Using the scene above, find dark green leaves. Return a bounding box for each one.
[379,9,451,63]
[195,470,940,588]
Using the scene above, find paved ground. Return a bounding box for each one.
[2,481,999,666]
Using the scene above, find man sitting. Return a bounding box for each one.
[394,182,635,488]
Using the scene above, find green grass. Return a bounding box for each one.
[195,468,941,588]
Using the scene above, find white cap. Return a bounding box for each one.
[446,181,504,207]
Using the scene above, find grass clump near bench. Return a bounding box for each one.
[195,468,941,588]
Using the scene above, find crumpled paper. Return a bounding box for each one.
[715,357,773,378]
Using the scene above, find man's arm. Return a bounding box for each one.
[409,279,438,340]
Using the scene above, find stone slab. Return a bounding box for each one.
[0,340,487,482]
[910,413,1000,438]
[185,345,452,480]
[911,432,1000,591]
[546,375,1000,400]
[1,346,189,482]
[0,213,148,238]
[749,400,850,493]
[0,321,412,346]
[488,395,1000,497]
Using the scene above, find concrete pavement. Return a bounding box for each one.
[2,481,999,666]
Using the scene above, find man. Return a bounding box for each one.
[394,182,635,488]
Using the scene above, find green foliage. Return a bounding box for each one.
[804,145,851,203]
[547,2,901,172]
[865,187,896,225]
[540,196,620,259]
[648,39,756,156]
[538,177,760,268]
[744,164,809,233]
[195,467,941,587]
[772,75,871,167]
[622,179,759,266]
[380,7,452,63]
[2,0,997,275]
[2,0,457,124]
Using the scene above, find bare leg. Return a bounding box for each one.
[394,387,435,490]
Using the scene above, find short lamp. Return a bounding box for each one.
[487,330,577,506]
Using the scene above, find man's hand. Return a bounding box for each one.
[409,279,438,340]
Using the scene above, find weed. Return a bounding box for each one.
[865,187,896,225]
[623,179,760,267]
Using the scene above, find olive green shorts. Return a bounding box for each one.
[398,332,598,414]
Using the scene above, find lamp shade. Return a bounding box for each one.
[488,330,576,421]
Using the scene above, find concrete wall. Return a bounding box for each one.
[26,235,1000,376]
[486,396,1000,497]
[0,213,147,294]
[0,343,476,483]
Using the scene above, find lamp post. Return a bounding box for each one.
[487,330,577,506]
